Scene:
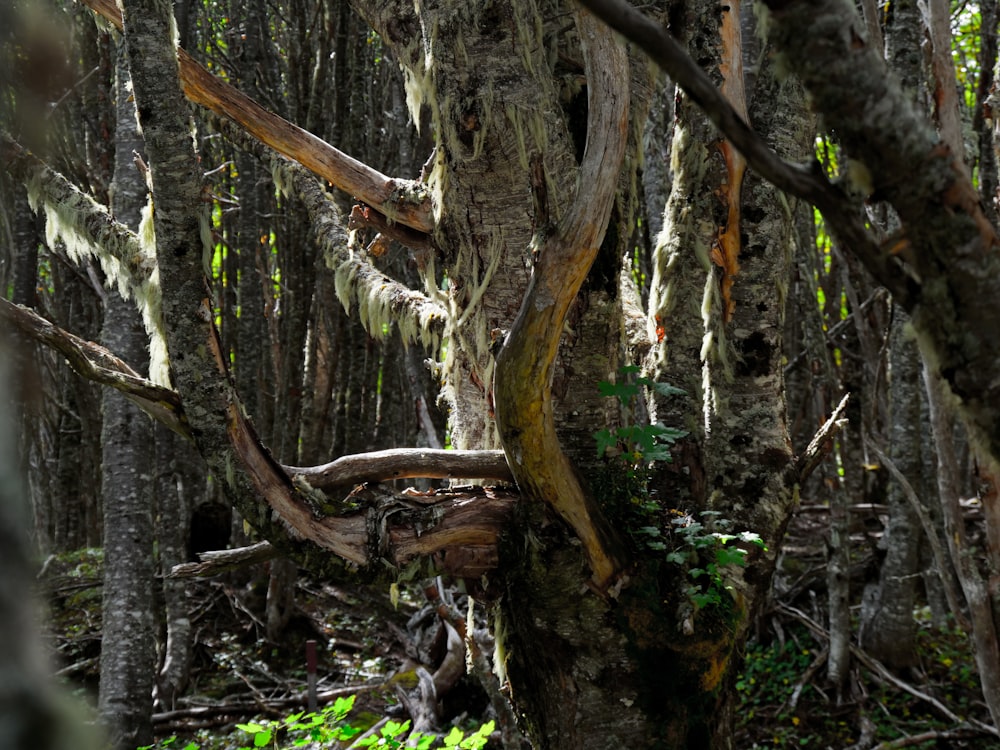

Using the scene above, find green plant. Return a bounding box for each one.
[665,511,765,611]
[593,366,687,467]
[592,370,765,613]
[231,694,494,750]
[137,737,198,750]
[236,694,360,747]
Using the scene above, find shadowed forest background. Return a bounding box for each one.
[2,0,1000,748]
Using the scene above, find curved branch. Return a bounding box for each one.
[168,485,519,580]
[286,449,513,490]
[80,0,436,235]
[494,9,630,591]
[208,116,447,346]
[0,299,187,436]
[2,300,507,495]
[575,0,911,306]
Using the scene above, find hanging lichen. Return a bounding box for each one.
[25,167,171,386]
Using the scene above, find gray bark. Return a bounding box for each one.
[760,0,1000,473]
[97,47,156,750]
[860,310,922,667]
[153,423,199,709]
[924,365,1000,727]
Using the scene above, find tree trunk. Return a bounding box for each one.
[860,310,922,667]
[97,46,156,750]
[153,422,200,709]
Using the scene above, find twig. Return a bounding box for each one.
[871,726,995,749]
[777,603,998,735]
[151,682,384,724]
[864,438,970,631]
[793,393,851,482]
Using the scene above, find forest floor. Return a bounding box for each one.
[40,507,1000,750]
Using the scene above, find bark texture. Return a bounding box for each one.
[97,48,156,750]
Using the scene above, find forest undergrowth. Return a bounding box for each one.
[40,500,999,750]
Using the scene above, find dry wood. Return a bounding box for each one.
[286,449,512,489]
[0,299,188,436]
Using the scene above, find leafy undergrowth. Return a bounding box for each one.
[41,548,999,749]
[734,618,1000,749]
[40,550,501,749]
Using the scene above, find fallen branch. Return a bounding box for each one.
[152,681,384,724]
[871,727,996,749]
[168,541,279,578]
[777,603,999,736]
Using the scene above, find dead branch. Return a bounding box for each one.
[793,393,850,482]
[864,438,970,630]
[0,299,189,436]
[168,541,279,578]
[151,682,384,724]
[871,727,996,749]
[79,0,435,235]
[286,449,512,490]
[777,603,999,736]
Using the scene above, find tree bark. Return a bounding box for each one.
[860,311,922,668]
[97,46,156,750]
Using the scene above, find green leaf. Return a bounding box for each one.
[462,721,495,749]
[253,730,272,747]
[332,694,356,719]
[237,723,266,734]
[594,429,619,457]
[443,727,465,747]
[598,379,639,404]
[715,547,748,567]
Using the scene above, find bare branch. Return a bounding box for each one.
[864,437,969,631]
[0,299,188,437]
[286,449,513,490]
[79,0,435,235]
[793,392,849,482]
[168,542,278,578]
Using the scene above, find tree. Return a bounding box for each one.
[4,0,1000,748]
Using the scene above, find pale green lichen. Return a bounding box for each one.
[26,172,171,386]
